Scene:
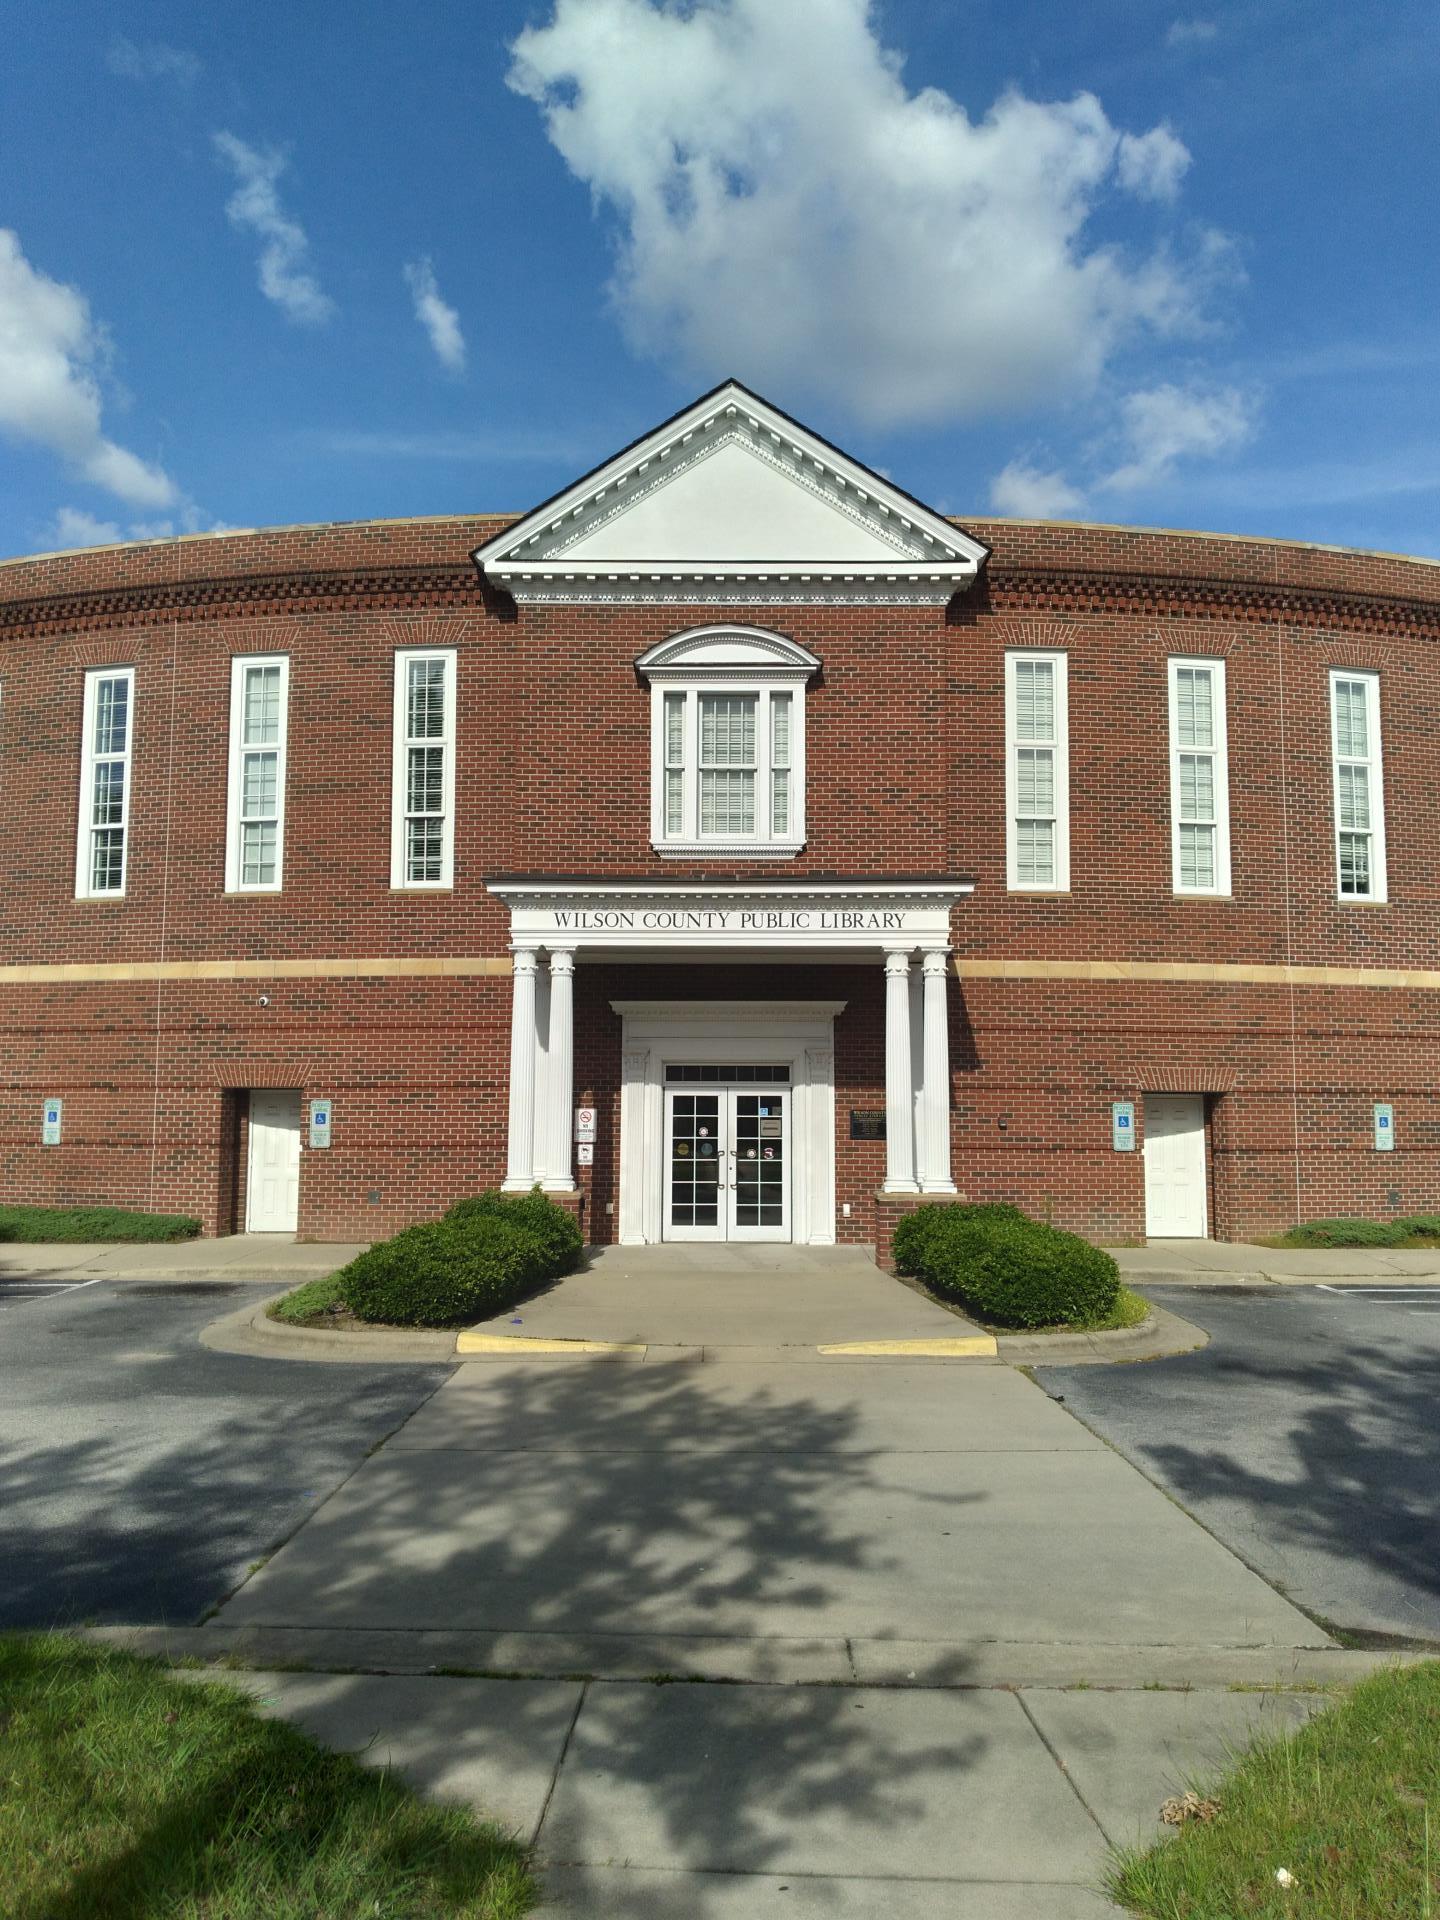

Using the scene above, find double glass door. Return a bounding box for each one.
[665,1086,790,1241]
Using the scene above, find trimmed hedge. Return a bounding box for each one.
[339,1188,581,1327]
[444,1188,583,1274]
[0,1204,201,1244]
[1282,1218,1408,1249]
[893,1200,1121,1329]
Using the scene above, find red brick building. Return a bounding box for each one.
[3,381,1437,1251]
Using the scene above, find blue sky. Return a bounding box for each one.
[3,0,1438,562]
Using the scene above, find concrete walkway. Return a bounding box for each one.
[188,1663,1328,1918]
[468,1243,990,1354]
[167,1324,1368,1916]
[1111,1238,1440,1284]
[0,1233,365,1284]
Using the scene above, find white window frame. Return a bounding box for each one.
[1167,656,1232,897]
[649,681,806,857]
[1004,650,1070,892]
[75,666,135,899]
[225,654,290,894]
[390,647,457,889]
[1329,668,1387,904]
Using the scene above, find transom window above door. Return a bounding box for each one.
[636,625,820,858]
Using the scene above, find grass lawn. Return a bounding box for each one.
[267,1272,351,1325]
[0,1633,535,1920]
[1109,1660,1440,1918]
[0,1202,201,1242]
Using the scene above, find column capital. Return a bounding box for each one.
[883,948,914,978]
[510,948,540,974]
[920,949,951,977]
[548,947,576,976]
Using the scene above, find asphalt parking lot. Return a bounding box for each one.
[0,1275,450,1628]
[1036,1283,1440,1645]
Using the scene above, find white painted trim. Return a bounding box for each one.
[390,647,457,890]
[1329,667,1387,904]
[473,381,986,605]
[224,654,290,895]
[1004,650,1070,893]
[636,626,821,674]
[1167,656,1232,897]
[646,665,809,858]
[75,665,135,899]
[613,1000,842,1246]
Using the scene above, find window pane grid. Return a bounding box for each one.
[399,654,451,884]
[83,672,132,896]
[242,665,281,746]
[1014,660,1055,743]
[1175,667,1214,749]
[1332,674,1380,899]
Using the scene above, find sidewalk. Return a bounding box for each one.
[0,1234,365,1285]
[1109,1238,1440,1284]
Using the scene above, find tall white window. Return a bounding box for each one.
[1005,651,1069,891]
[225,655,290,893]
[639,627,816,857]
[1168,657,1231,896]
[391,648,456,888]
[76,667,134,898]
[1329,669,1386,902]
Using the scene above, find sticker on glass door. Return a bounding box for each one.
[665,1085,791,1242]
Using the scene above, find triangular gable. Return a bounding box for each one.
[473,379,988,606]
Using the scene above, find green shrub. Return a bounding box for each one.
[340,1190,582,1328]
[445,1187,583,1274]
[1392,1214,1440,1241]
[0,1203,201,1243]
[892,1201,1025,1283]
[1282,1218,1406,1248]
[898,1202,1120,1328]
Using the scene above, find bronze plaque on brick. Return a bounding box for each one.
[850,1109,886,1140]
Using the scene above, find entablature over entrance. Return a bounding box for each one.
[484,878,973,956]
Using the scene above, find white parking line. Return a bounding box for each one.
[0,1276,104,1309]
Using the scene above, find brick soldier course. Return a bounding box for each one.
[2,382,1438,1249]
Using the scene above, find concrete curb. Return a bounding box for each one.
[79,1622,1423,1691]
[200,1294,1208,1368]
[997,1301,1210,1367]
[199,1294,459,1364]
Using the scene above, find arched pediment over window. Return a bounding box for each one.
[635,625,821,681]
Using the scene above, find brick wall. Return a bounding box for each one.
[1,514,1438,1241]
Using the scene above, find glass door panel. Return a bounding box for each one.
[728,1090,789,1241]
[665,1091,725,1240]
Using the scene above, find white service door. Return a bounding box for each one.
[247,1088,301,1232]
[1143,1094,1208,1237]
[664,1087,791,1243]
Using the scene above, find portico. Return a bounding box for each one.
[487,881,972,1244]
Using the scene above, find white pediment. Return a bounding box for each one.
[474,381,988,606]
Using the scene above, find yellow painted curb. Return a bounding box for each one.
[456,1332,648,1356]
[816,1336,999,1358]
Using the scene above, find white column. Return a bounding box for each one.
[883,949,918,1192]
[540,948,576,1192]
[503,949,540,1190]
[919,949,957,1193]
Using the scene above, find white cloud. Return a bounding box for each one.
[49,506,124,548]
[403,258,466,372]
[214,133,333,326]
[106,37,201,85]
[1100,381,1256,491]
[0,229,176,508]
[507,0,1221,429]
[1116,126,1191,203]
[1166,18,1219,47]
[989,461,1086,518]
